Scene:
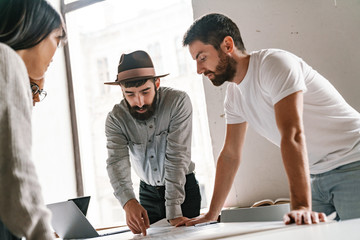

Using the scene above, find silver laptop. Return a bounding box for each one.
[47,197,130,239]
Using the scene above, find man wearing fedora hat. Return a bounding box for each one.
[104,50,201,235]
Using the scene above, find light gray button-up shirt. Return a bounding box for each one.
[105,87,195,220]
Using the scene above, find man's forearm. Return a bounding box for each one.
[280,135,311,210]
[208,154,241,218]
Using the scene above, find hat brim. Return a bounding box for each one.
[104,73,169,85]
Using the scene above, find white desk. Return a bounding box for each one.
[92,218,360,240]
[223,219,360,240]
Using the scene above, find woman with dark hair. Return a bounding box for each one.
[0,0,66,239]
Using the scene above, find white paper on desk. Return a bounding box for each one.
[129,221,287,240]
[92,219,174,239]
[92,220,288,240]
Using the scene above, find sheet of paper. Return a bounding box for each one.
[97,221,287,240]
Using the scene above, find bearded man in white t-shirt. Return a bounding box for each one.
[178,13,360,226]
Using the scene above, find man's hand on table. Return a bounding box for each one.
[283,209,327,225]
[123,199,150,236]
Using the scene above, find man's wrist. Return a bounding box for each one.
[123,198,138,210]
[206,210,220,221]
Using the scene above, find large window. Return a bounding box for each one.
[59,0,214,227]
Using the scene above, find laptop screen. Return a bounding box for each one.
[68,196,91,216]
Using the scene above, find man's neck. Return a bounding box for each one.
[232,51,250,85]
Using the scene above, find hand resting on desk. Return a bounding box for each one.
[170,216,191,226]
[175,212,217,227]
[283,209,327,225]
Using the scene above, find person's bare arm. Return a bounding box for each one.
[179,122,248,226]
[274,91,326,224]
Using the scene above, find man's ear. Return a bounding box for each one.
[221,36,234,54]
[155,78,160,89]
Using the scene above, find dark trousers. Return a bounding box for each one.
[139,173,201,224]
[0,219,21,240]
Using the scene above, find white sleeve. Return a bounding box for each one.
[259,50,307,105]
[224,83,246,124]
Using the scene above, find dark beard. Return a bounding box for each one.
[205,51,237,86]
[125,90,157,121]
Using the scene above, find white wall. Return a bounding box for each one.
[191,0,360,207]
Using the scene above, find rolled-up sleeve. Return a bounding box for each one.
[164,93,193,219]
[105,112,135,207]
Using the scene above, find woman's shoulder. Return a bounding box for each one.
[0,43,28,80]
[0,42,17,57]
[0,43,26,70]
[0,42,31,107]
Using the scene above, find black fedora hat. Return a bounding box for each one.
[104,50,169,85]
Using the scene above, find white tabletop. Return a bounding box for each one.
[90,218,360,240]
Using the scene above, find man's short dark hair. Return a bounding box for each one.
[183,13,246,52]
[120,78,156,88]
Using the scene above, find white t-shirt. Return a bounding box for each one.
[225,49,360,174]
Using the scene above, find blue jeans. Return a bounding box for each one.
[311,160,360,221]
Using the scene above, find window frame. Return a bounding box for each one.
[60,0,105,196]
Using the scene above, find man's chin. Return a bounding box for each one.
[210,78,227,86]
[130,110,154,121]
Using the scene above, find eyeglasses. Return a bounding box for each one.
[30,82,47,101]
